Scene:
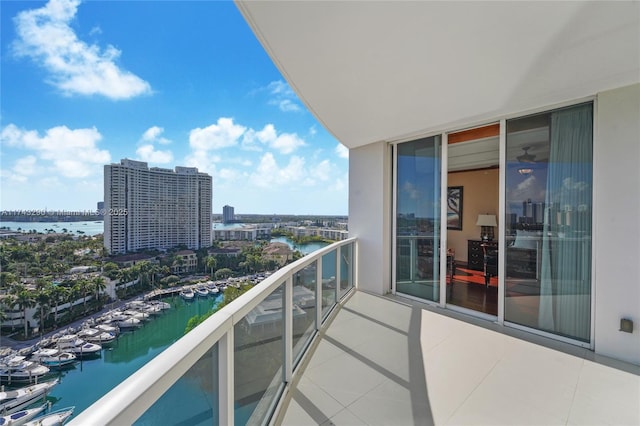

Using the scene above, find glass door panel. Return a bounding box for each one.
[395,136,441,302]
[505,103,593,342]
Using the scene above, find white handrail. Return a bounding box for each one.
[70,237,356,425]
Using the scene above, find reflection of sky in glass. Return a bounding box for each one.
[506,163,548,217]
[397,138,440,219]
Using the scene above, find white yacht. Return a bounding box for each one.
[29,348,77,369]
[0,356,50,385]
[0,379,58,415]
[55,335,102,358]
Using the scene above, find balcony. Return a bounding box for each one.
[71,237,639,425]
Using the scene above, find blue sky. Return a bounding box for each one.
[0,0,348,215]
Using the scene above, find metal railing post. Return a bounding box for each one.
[336,246,342,301]
[219,329,234,426]
[284,275,293,383]
[316,257,322,330]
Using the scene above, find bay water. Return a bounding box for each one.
[39,294,224,422]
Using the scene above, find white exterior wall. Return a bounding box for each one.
[348,141,391,295]
[593,83,640,365]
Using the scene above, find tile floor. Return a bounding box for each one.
[276,291,640,425]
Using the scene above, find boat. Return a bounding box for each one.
[194,287,209,298]
[0,357,50,385]
[0,380,58,415]
[141,304,163,316]
[29,348,77,369]
[121,310,150,322]
[94,323,120,336]
[102,313,141,330]
[179,288,194,301]
[149,301,171,311]
[23,406,74,426]
[0,403,47,426]
[77,328,117,346]
[55,335,101,358]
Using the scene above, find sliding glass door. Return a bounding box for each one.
[504,103,593,342]
[395,136,442,301]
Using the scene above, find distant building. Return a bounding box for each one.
[104,159,212,254]
[262,242,294,266]
[170,250,198,275]
[222,205,235,223]
[212,224,273,241]
[97,201,104,217]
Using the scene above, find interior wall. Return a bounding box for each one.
[348,141,391,295]
[593,83,640,365]
[447,168,499,264]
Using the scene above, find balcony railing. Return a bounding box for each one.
[70,237,357,425]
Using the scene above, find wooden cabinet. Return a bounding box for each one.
[468,240,498,272]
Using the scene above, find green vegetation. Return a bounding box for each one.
[184,283,253,334]
[270,228,333,245]
[0,231,303,340]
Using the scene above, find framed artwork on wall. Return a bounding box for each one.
[447,186,463,230]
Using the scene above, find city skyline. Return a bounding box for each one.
[0,0,349,215]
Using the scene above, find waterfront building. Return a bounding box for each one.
[170,250,198,275]
[282,225,348,241]
[222,205,235,223]
[212,224,273,241]
[73,3,639,425]
[104,159,212,254]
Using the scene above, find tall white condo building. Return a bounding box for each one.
[104,159,212,254]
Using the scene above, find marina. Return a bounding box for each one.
[0,288,226,423]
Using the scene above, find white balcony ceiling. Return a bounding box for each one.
[236,1,639,149]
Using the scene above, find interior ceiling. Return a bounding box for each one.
[236,1,639,150]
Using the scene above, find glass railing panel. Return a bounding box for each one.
[292,262,317,365]
[134,344,219,426]
[340,242,354,295]
[235,282,285,424]
[321,250,337,318]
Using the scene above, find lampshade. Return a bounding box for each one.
[476,214,497,227]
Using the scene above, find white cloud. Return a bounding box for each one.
[335,143,349,159]
[141,126,171,145]
[310,159,331,182]
[249,153,306,188]
[270,133,305,155]
[189,117,246,151]
[1,123,110,178]
[136,144,173,164]
[266,80,301,112]
[241,123,305,154]
[12,155,38,181]
[12,0,151,100]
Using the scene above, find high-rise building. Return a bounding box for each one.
[104,159,212,254]
[222,205,235,223]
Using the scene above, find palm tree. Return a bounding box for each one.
[75,278,91,314]
[12,286,35,338]
[205,256,217,278]
[51,285,68,327]
[34,278,53,334]
[92,276,106,302]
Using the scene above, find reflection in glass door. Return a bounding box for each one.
[504,103,593,343]
[395,136,441,302]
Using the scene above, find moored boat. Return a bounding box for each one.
[29,348,76,369]
[179,288,194,301]
[55,335,101,358]
[0,403,47,425]
[0,379,58,415]
[23,406,74,426]
[77,328,117,346]
[0,356,50,385]
[194,287,209,298]
[94,323,120,336]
